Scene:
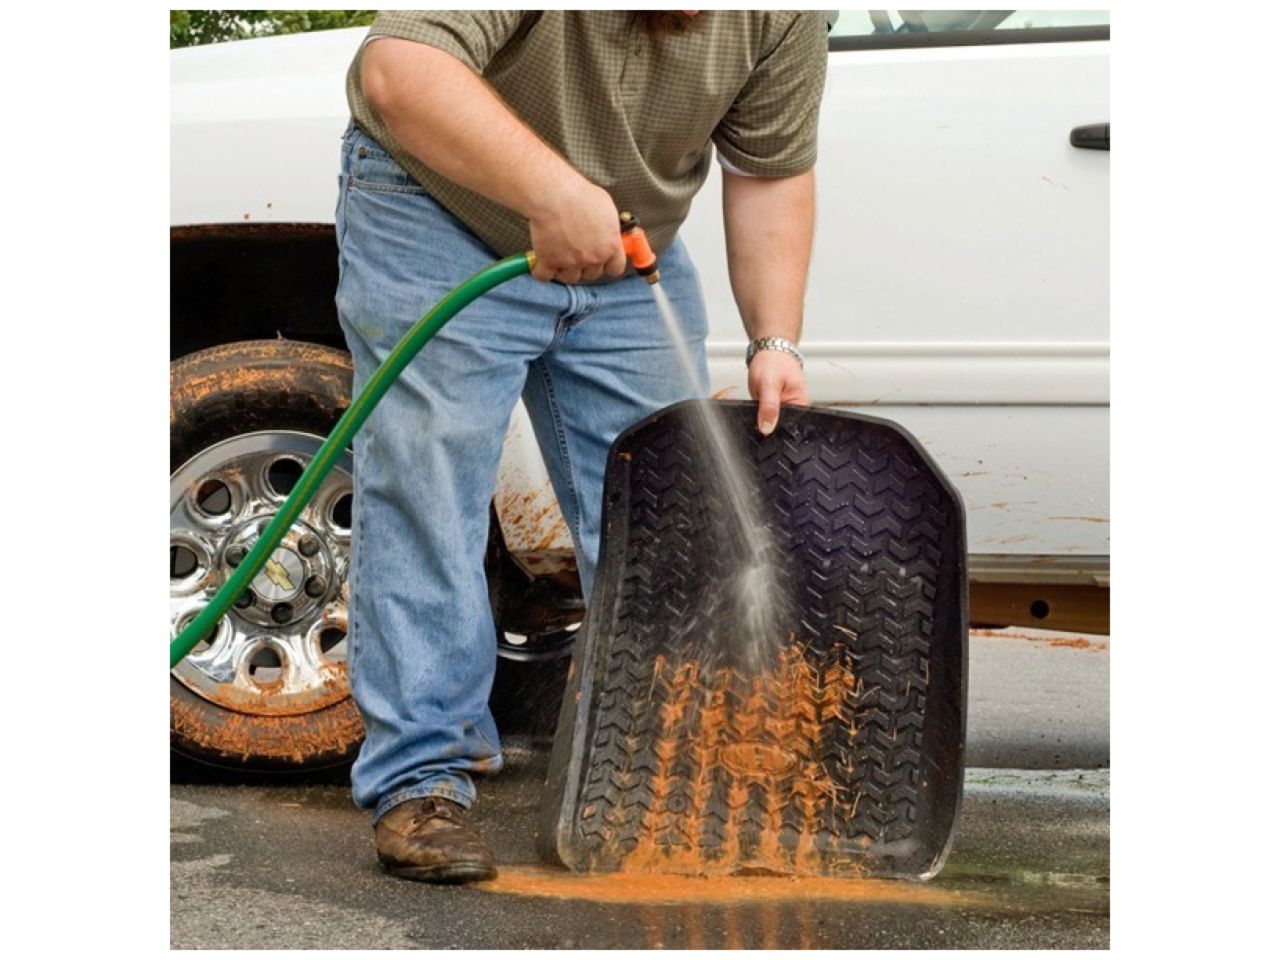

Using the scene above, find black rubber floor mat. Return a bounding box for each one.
[537,400,967,879]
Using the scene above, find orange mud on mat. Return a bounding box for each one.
[605,644,864,877]
[476,864,979,907]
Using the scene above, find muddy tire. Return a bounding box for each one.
[170,340,364,770]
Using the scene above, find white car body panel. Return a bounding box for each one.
[170,23,1109,574]
[171,30,357,226]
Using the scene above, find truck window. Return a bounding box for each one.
[828,10,1110,49]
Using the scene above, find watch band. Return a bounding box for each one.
[745,336,804,369]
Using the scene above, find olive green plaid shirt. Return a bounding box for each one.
[346,10,828,259]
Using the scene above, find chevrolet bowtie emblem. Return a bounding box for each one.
[263,556,296,594]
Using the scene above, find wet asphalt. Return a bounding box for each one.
[171,629,1109,949]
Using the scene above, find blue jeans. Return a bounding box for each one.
[334,124,709,821]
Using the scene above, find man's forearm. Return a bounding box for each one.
[361,38,579,221]
[722,169,815,342]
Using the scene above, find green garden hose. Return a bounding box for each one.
[170,252,535,668]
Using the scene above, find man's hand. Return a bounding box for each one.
[528,178,628,285]
[747,350,810,436]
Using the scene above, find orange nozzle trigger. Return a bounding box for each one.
[619,211,659,281]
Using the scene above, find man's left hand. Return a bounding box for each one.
[747,350,810,436]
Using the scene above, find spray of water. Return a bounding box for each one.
[648,283,785,673]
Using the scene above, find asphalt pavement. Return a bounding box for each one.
[171,628,1109,949]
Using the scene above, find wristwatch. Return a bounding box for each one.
[745,336,804,369]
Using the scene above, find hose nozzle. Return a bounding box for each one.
[619,212,660,285]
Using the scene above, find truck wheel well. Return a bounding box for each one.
[170,223,344,360]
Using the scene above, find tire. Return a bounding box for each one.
[170,339,575,772]
[170,340,363,770]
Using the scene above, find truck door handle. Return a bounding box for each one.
[1070,123,1110,150]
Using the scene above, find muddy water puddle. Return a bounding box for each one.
[473,862,1107,949]
[476,862,1105,911]
[477,864,978,907]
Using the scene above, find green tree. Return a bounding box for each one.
[170,10,375,49]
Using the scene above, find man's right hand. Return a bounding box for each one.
[528,178,629,285]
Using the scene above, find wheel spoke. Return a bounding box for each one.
[311,602,350,662]
[184,470,249,531]
[306,471,355,544]
[275,629,330,693]
[169,590,209,627]
[171,592,238,681]
[170,529,216,593]
[243,449,289,504]
[188,621,239,683]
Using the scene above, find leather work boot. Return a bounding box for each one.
[374,797,498,883]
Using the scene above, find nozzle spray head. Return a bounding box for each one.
[619,212,660,285]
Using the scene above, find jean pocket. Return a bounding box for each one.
[347,135,426,195]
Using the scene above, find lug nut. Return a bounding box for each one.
[304,576,327,598]
[234,590,254,609]
[270,602,294,624]
[225,544,247,567]
[298,535,321,557]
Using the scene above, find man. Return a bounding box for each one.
[337,10,827,883]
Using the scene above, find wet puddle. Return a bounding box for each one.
[477,864,981,907]
[472,863,1106,949]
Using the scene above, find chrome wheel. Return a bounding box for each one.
[499,625,580,662]
[170,431,353,717]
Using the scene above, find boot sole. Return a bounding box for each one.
[384,861,497,884]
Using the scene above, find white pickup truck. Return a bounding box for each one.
[170,10,1109,770]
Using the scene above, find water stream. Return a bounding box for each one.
[648,283,785,672]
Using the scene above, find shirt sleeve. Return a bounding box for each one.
[712,12,829,177]
[366,10,527,73]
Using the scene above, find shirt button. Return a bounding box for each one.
[357,146,367,158]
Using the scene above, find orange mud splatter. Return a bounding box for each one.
[972,628,1108,652]
[617,642,861,877]
[476,864,970,907]
[1047,637,1106,651]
